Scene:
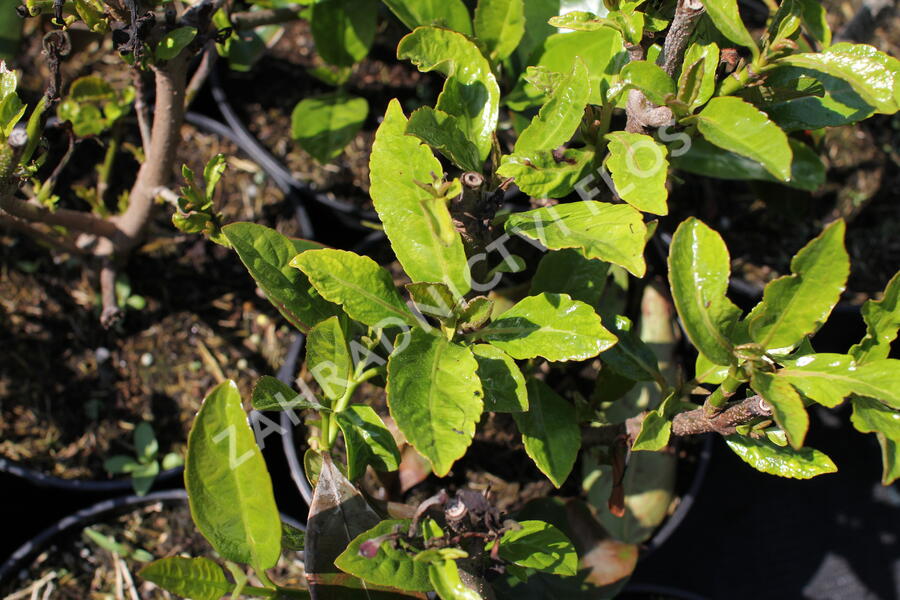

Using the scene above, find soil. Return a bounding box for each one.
[0,497,306,599]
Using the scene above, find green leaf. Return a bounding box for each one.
[702,0,758,57]
[514,59,590,155]
[223,222,340,332]
[471,344,528,412]
[695,97,793,182]
[496,147,596,199]
[751,371,808,449]
[504,201,648,277]
[307,316,353,402]
[667,218,741,366]
[428,560,483,600]
[336,405,402,480]
[398,27,500,161]
[600,314,664,383]
[749,220,848,352]
[851,396,900,485]
[458,296,494,329]
[252,375,324,412]
[850,271,900,364]
[370,100,471,295]
[406,106,481,171]
[406,282,459,322]
[530,249,609,308]
[631,411,671,451]
[777,353,900,409]
[335,519,432,592]
[291,249,417,328]
[155,26,196,61]
[387,329,483,476]
[761,66,875,131]
[202,154,226,201]
[795,0,831,46]
[139,557,232,600]
[604,131,670,215]
[476,293,616,362]
[185,381,281,569]
[104,455,140,474]
[131,460,159,496]
[678,41,719,110]
[282,522,306,552]
[617,60,675,106]
[514,379,580,488]
[671,137,824,191]
[134,421,158,463]
[382,0,473,35]
[506,28,627,109]
[725,434,837,479]
[547,11,606,31]
[310,0,377,67]
[291,92,368,163]
[777,43,900,115]
[161,452,183,470]
[474,0,525,62]
[496,520,577,576]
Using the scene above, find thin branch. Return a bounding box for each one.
[132,68,153,151]
[230,5,302,29]
[0,213,85,254]
[658,0,706,78]
[99,260,123,328]
[0,195,119,238]
[185,42,218,108]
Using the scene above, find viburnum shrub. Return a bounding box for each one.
[69,0,899,597]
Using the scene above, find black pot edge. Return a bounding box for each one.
[0,459,184,493]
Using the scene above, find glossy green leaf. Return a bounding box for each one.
[382,0,473,35]
[725,434,837,479]
[631,410,672,451]
[601,314,664,383]
[695,97,792,181]
[476,293,616,361]
[505,201,647,277]
[335,519,432,592]
[370,99,471,295]
[547,11,606,31]
[406,282,458,323]
[336,405,401,480]
[678,41,719,110]
[139,557,232,600]
[751,371,808,449]
[702,0,757,57]
[671,137,824,191]
[310,0,377,67]
[307,316,353,402]
[496,520,577,576]
[155,26,196,61]
[777,43,900,114]
[514,379,580,488]
[185,381,281,569]
[617,60,675,106]
[291,92,367,163]
[851,396,900,485]
[604,131,670,215]
[795,0,831,46]
[667,218,741,366]
[292,249,417,328]
[398,27,500,161]
[458,296,494,329]
[514,59,590,155]
[850,271,900,364]
[777,353,900,409]
[223,223,339,332]
[471,344,528,412]
[428,560,483,600]
[474,0,525,62]
[406,106,481,171]
[387,329,483,476]
[252,375,324,412]
[749,220,848,352]
[496,147,596,199]
[530,249,608,309]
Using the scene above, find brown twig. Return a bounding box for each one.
[132,68,153,151]
[658,0,706,77]
[185,42,218,108]
[99,259,123,328]
[230,5,302,29]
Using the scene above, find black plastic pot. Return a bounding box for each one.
[0,458,183,494]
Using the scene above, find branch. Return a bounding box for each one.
[0,213,85,254]
[658,0,706,78]
[230,5,303,29]
[99,260,124,328]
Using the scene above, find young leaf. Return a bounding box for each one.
[131,461,159,496]
[631,411,672,451]
[406,107,481,171]
[335,519,433,592]
[850,271,900,364]
[155,26,197,61]
[725,434,837,479]
[139,557,232,600]
[335,405,402,480]
[292,249,417,328]
[310,0,377,67]
[616,60,675,106]
[185,381,281,570]
[850,396,900,485]
[514,59,590,155]
[252,375,324,412]
[104,455,140,474]
[494,520,577,576]
[600,315,664,384]
[307,316,353,402]
[398,27,500,161]
[291,92,368,163]
[428,559,483,600]
[474,0,525,62]
[678,41,719,110]
[795,0,831,46]
[514,379,580,488]
[382,0,473,35]
[749,220,848,352]
[458,296,493,329]
[667,218,741,366]
[496,148,596,199]
[530,249,610,308]
[777,354,900,409]
[702,0,758,58]
[505,201,648,277]
[370,99,471,295]
[134,421,158,463]
[223,223,340,332]
[471,344,529,412]
[476,293,617,362]
[406,282,459,322]
[604,131,670,215]
[751,372,809,449]
[695,97,793,182]
[387,329,483,476]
